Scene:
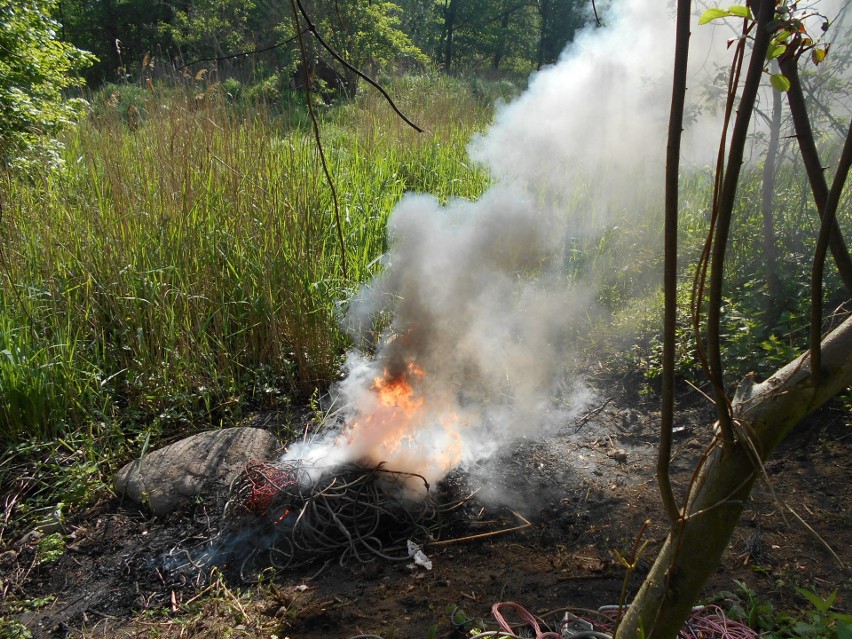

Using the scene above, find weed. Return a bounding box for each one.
[717,580,852,638]
[35,532,65,566]
[447,604,487,635]
[0,618,32,639]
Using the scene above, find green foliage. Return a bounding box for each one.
[88,82,151,127]
[720,581,852,639]
[0,315,101,442]
[243,73,285,105]
[58,0,172,84]
[35,531,66,565]
[220,77,242,100]
[447,604,487,635]
[0,0,94,169]
[164,0,256,62]
[770,72,792,91]
[273,0,429,98]
[535,0,592,67]
[699,0,833,95]
[699,5,753,25]
[0,618,33,639]
[601,145,849,390]
[51,0,594,91]
[329,0,429,70]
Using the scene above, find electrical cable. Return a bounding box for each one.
[166,460,445,581]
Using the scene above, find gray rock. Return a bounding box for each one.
[114,427,280,514]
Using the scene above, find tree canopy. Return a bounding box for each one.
[52,0,596,87]
[0,0,94,169]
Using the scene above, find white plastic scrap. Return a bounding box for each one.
[407,539,433,570]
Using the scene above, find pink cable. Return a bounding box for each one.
[491,602,562,639]
[595,604,759,639]
[489,602,759,639]
[685,605,760,639]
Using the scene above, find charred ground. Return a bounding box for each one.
[3,380,850,639]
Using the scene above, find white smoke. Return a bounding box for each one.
[285,0,851,487]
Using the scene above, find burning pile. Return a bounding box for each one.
[286,358,473,486]
[166,459,444,582]
[163,361,487,582]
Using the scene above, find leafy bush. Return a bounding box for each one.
[244,72,283,103]
[89,82,152,127]
[0,0,94,170]
[221,77,243,101]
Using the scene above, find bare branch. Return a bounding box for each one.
[288,0,348,280]
[706,0,774,446]
[294,0,425,134]
[659,0,692,527]
[811,120,852,382]
[176,33,306,70]
[781,57,852,295]
[691,18,748,412]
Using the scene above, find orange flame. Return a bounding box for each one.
[342,361,465,482]
[373,363,424,412]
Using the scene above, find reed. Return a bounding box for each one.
[0,77,493,446]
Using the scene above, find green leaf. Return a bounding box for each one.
[770,73,791,92]
[766,44,787,60]
[699,5,753,24]
[772,29,793,45]
[812,47,827,65]
[699,8,731,24]
[727,5,753,19]
[797,587,833,612]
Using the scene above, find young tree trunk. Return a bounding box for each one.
[761,81,783,325]
[782,57,852,295]
[615,316,852,639]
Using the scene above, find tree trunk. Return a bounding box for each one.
[615,316,852,639]
[442,0,459,71]
[492,9,512,70]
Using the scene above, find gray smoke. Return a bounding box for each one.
[285,0,850,486]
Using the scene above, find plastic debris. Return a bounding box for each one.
[407,539,433,570]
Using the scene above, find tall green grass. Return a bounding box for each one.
[0,76,494,449]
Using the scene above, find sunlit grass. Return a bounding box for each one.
[0,77,493,457]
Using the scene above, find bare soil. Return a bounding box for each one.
[3,383,850,639]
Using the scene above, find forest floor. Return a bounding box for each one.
[3,376,850,639]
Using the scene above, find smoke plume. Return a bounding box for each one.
[285,0,851,487]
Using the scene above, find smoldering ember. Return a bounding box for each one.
[1,0,850,637]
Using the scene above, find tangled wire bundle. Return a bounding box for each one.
[166,460,441,582]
